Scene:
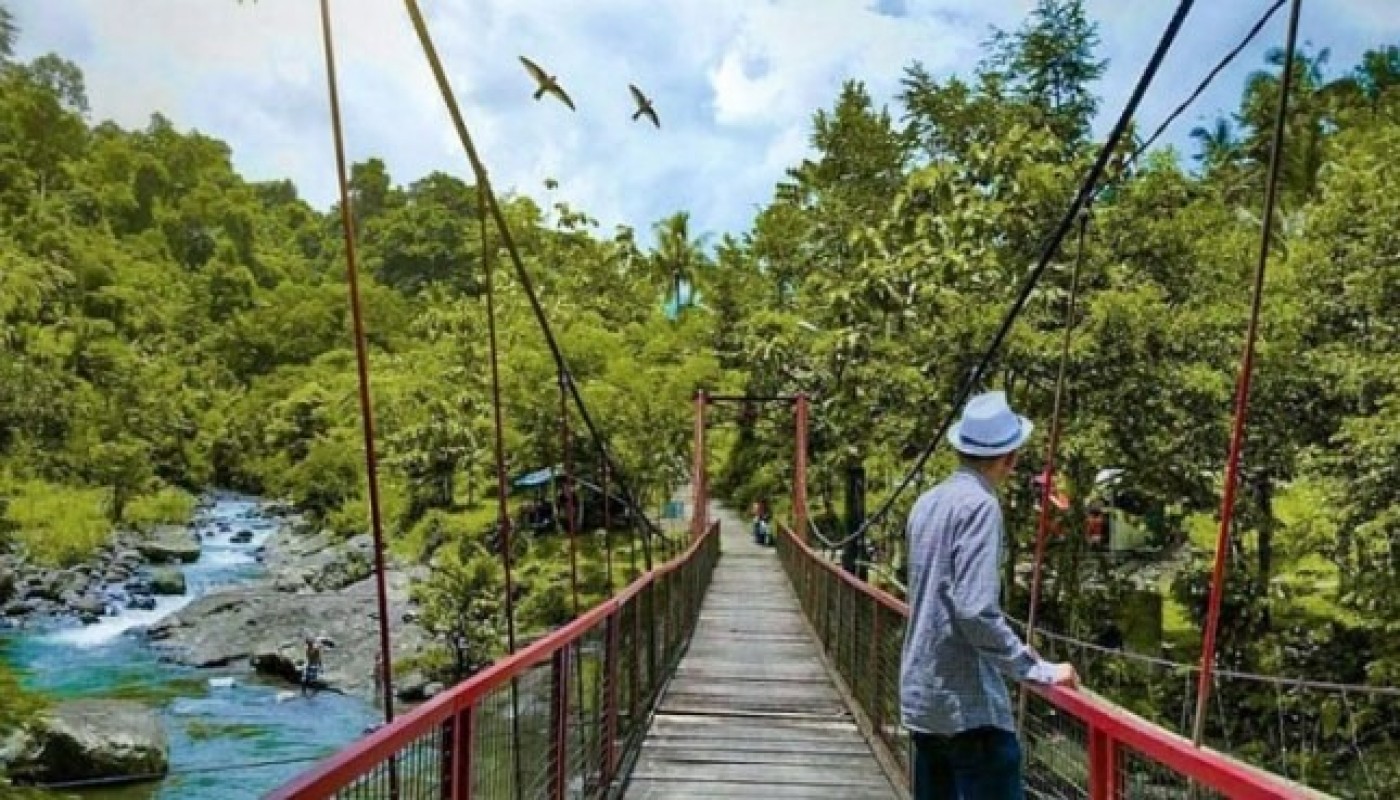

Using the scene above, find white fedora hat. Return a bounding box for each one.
[947,391,1034,457]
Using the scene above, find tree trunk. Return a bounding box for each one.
[110,484,128,523]
[453,641,467,681]
[1254,475,1274,631]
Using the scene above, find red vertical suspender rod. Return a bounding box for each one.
[1019,211,1087,730]
[692,391,708,538]
[316,0,395,724]
[1192,0,1302,747]
[601,458,614,594]
[794,393,810,541]
[479,185,519,655]
[481,178,526,800]
[561,370,581,615]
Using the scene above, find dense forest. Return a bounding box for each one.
[712,4,1399,794]
[0,0,725,756]
[1,0,1397,795]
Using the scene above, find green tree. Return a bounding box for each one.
[411,544,503,680]
[651,211,709,315]
[990,0,1105,146]
[0,4,16,60]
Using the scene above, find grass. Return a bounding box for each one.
[1159,570,1196,640]
[392,503,501,563]
[1,479,202,566]
[3,478,111,567]
[124,485,197,530]
[184,720,267,742]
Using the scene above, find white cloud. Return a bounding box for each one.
[707,1,976,128]
[9,0,1398,242]
[1330,0,1400,32]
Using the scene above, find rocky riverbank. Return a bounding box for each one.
[0,497,439,702]
[1,495,418,795]
[3,699,169,786]
[146,527,430,702]
[0,526,205,628]
[0,503,435,702]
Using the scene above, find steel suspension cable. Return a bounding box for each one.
[1104,0,1288,189]
[479,181,518,656]
[400,0,661,570]
[560,369,581,615]
[1193,0,1303,749]
[825,0,1198,554]
[316,0,395,725]
[480,180,526,800]
[1018,208,1088,731]
[28,753,333,790]
[602,459,614,592]
[1020,622,1400,697]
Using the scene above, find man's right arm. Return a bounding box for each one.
[944,500,1069,685]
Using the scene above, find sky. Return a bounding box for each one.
[9,1,1400,243]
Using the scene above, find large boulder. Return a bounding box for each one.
[250,648,302,683]
[6,700,168,786]
[25,571,79,603]
[3,598,36,616]
[308,534,374,591]
[68,596,108,618]
[135,528,200,565]
[265,533,373,593]
[395,672,430,702]
[148,571,426,700]
[148,568,186,596]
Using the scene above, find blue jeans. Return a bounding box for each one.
[912,727,1025,800]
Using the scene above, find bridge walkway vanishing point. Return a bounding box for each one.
[625,501,900,800]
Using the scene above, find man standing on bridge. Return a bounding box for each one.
[900,391,1077,799]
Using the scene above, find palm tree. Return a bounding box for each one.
[1189,118,1240,171]
[1353,46,1400,111]
[651,212,710,318]
[1237,47,1333,197]
[1,5,17,60]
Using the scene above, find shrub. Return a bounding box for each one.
[123,485,197,530]
[2,479,110,567]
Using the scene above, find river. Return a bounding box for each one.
[0,493,380,799]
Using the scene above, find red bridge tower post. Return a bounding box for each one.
[794,393,810,542]
[692,390,708,539]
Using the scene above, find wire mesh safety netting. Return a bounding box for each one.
[273,522,719,800]
[777,523,1349,799]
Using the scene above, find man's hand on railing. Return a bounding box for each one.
[1045,662,1079,688]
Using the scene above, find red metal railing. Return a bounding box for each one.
[776,524,1326,800]
[269,520,720,800]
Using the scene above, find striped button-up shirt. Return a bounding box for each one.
[900,467,1053,735]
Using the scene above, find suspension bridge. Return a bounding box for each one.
[266,388,1331,799]
[254,0,1387,796]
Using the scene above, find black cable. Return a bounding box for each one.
[26,753,329,790]
[828,0,1199,551]
[399,0,664,569]
[1105,0,1286,189]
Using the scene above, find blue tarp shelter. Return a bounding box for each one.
[513,466,559,488]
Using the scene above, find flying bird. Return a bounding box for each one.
[518,56,575,111]
[629,84,660,129]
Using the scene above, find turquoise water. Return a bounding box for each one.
[1,495,381,799]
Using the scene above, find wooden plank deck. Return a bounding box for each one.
[626,503,900,799]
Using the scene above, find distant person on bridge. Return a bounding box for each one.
[900,391,1078,800]
[751,500,772,546]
